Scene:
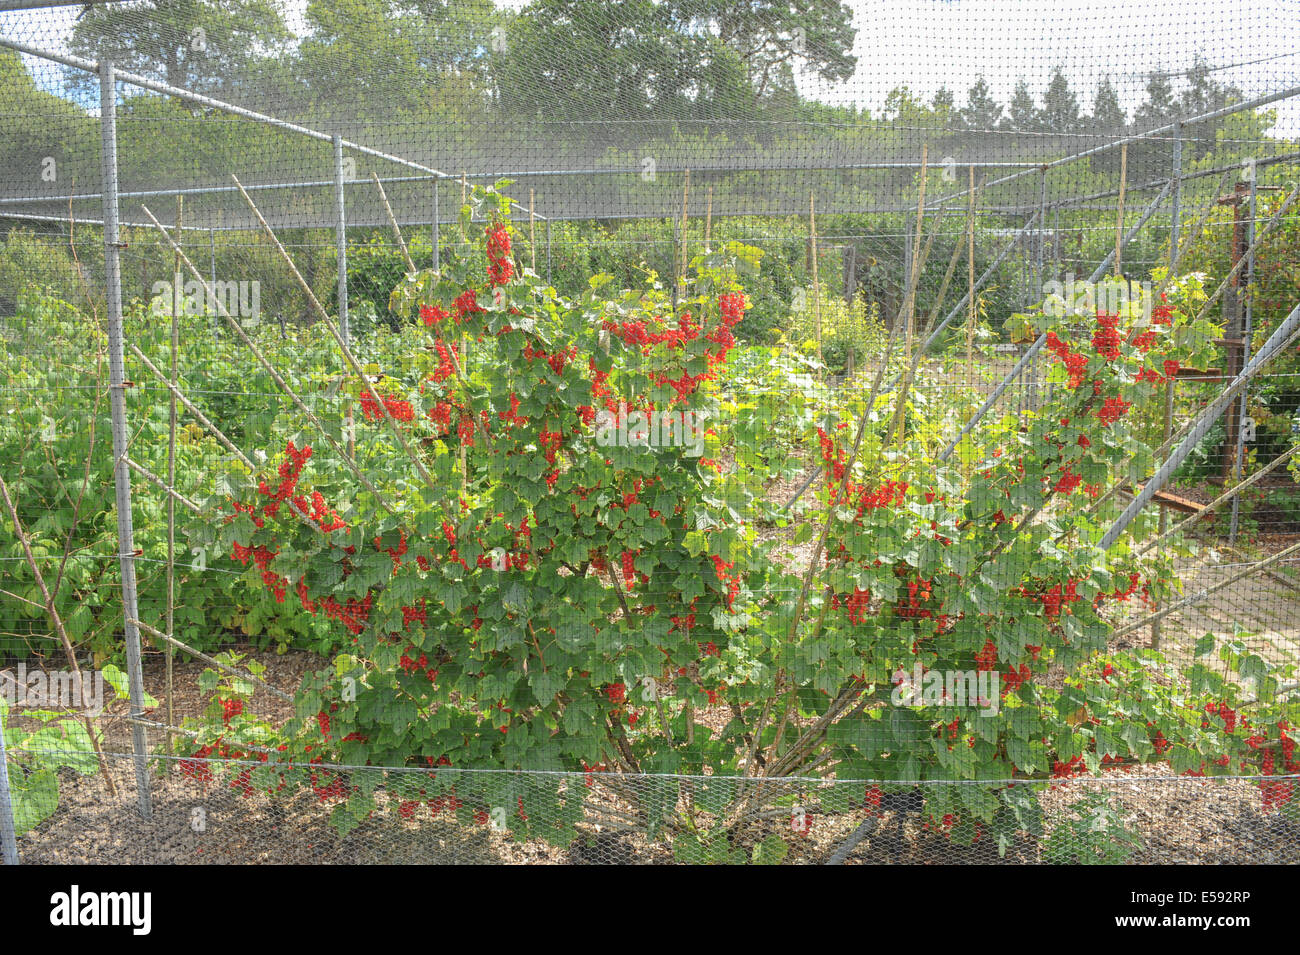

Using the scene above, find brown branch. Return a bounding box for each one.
[0,476,116,795]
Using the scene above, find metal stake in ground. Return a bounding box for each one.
[333,134,350,347]
[1152,127,1183,649]
[99,59,151,820]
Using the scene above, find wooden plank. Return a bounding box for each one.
[1132,483,1204,515]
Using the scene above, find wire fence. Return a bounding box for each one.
[2,0,1300,865]
[6,753,1298,865]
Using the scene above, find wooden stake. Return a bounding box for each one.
[906,145,928,351]
[966,165,976,370]
[810,192,823,371]
[679,168,691,291]
[370,171,412,269]
[899,145,928,440]
[165,194,182,759]
[705,185,713,251]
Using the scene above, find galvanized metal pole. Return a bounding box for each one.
[1035,169,1047,291]
[99,59,152,819]
[332,135,349,345]
[546,217,552,284]
[1152,127,1182,649]
[1229,171,1258,544]
[1169,126,1183,266]
[1102,298,1300,549]
[0,704,20,865]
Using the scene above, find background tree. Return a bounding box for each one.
[1085,76,1128,176]
[291,0,499,124]
[1090,76,1126,132]
[1003,80,1040,131]
[1041,66,1081,133]
[931,85,957,128]
[68,0,288,98]
[1134,70,1176,130]
[496,0,857,120]
[689,0,858,103]
[496,0,694,120]
[960,76,1003,130]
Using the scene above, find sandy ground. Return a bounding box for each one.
[16,756,1299,864]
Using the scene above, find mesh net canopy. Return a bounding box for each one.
[2,0,1300,866]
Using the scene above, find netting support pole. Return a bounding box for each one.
[902,216,912,324]
[209,227,218,341]
[0,704,20,864]
[99,59,152,820]
[546,217,552,284]
[1229,171,1258,544]
[1152,126,1182,649]
[333,134,350,346]
[1030,168,1047,412]
[432,174,440,271]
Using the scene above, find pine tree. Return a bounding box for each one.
[1003,80,1039,131]
[960,76,1003,130]
[1090,76,1126,132]
[1134,70,1175,130]
[1041,67,1080,133]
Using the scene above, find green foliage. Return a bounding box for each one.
[786,292,887,375]
[166,197,1300,858]
[0,700,97,835]
[344,231,435,331]
[541,216,818,343]
[0,675,137,835]
[0,290,345,660]
[1042,791,1143,864]
[0,228,95,317]
[718,344,829,491]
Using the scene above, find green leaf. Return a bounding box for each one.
[102,664,159,708]
[751,834,789,866]
[330,791,375,840]
[10,767,59,836]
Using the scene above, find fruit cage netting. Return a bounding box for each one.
[2,0,1300,865]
